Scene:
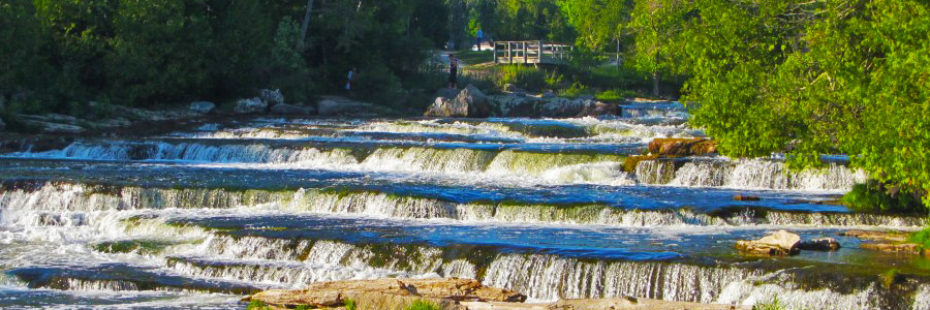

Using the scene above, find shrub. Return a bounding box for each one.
[841,182,927,215]
[246,300,267,310]
[494,65,547,91]
[753,296,786,310]
[909,228,930,250]
[405,300,440,310]
[344,298,357,310]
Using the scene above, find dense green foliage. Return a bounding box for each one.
[622,0,930,208]
[842,182,927,214]
[0,0,449,111]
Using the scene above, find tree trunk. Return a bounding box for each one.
[652,71,660,97]
[616,37,621,69]
[297,0,315,51]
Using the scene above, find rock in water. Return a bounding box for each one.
[189,101,215,114]
[798,237,841,251]
[733,194,761,201]
[318,96,391,116]
[735,230,801,255]
[233,97,267,114]
[576,99,618,117]
[648,138,717,156]
[270,103,314,115]
[249,278,525,310]
[424,85,490,117]
[259,88,285,106]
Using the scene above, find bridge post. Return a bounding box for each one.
[507,42,512,64]
[493,42,497,64]
[523,42,528,64]
[538,40,543,64]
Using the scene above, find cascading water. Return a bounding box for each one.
[1,116,924,309]
[635,158,867,191]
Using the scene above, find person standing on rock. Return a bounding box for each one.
[345,68,355,92]
[476,28,484,50]
[448,54,458,89]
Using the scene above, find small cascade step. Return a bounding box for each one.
[7,264,265,294]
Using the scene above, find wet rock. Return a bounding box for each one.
[840,230,909,243]
[189,101,215,114]
[648,138,717,156]
[318,96,393,116]
[233,97,267,114]
[251,278,745,310]
[860,243,923,255]
[503,83,525,94]
[249,278,524,310]
[576,99,618,117]
[733,194,761,201]
[259,88,285,106]
[488,94,542,116]
[798,237,841,251]
[735,230,801,256]
[435,87,459,99]
[270,103,315,115]
[424,84,490,117]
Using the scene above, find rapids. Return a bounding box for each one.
[1,110,927,309]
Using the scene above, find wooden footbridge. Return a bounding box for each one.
[493,41,571,65]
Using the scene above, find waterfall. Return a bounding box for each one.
[635,159,867,191]
[3,183,922,229]
[482,254,759,302]
[716,277,883,310]
[635,160,677,184]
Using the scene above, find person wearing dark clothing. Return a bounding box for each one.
[448,54,458,89]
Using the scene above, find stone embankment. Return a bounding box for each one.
[247,278,748,310]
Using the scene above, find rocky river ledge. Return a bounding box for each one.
[247,278,748,310]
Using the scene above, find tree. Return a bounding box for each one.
[557,0,626,51]
[107,0,213,106]
[625,0,688,97]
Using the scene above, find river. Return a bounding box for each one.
[1,102,928,309]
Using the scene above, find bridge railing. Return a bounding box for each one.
[493,41,572,65]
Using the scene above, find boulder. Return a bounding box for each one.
[503,83,525,94]
[733,194,761,201]
[576,99,618,117]
[189,101,215,114]
[840,230,909,242]
[860,243,924,255]
[318,96,392,116]
[735,230,801,256]
[648,138,717,156]
[798,237,841,251]
[424,84,490,117]
[488,94,542,117]
[435,87,460,99]
[424,97,461,117]
[233,97,267,114]
[270,103,315,115]
[249,278,525,310]
[538,97,584,117]
[259,88,285,106]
